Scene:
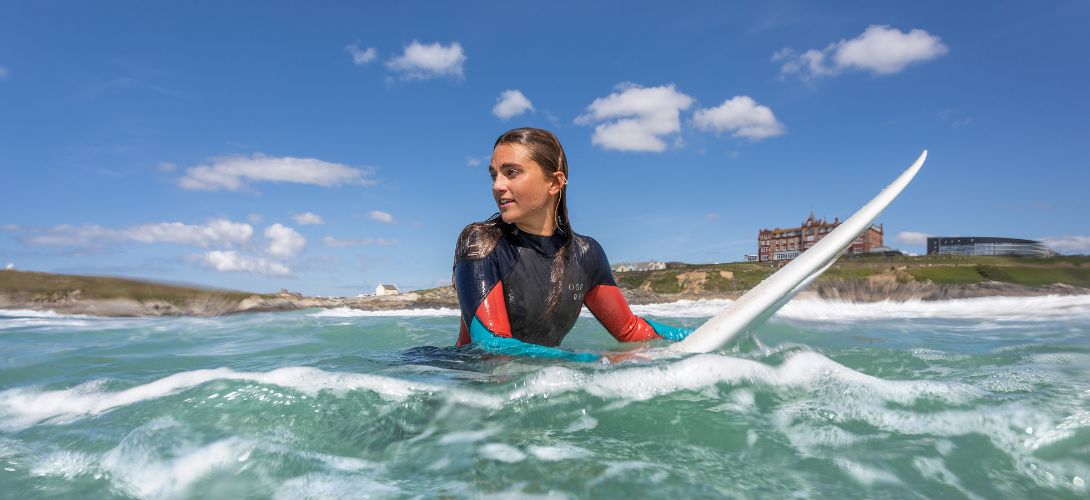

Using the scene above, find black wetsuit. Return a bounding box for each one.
[453,220,690,361]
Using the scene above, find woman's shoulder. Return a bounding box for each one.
[570,231,615,284]
[570,231,607,258]
[455,218,505,261]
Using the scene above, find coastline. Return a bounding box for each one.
[4,257,1090,318]
[3,280,1088,318]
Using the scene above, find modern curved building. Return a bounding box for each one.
[926,237,1054,257]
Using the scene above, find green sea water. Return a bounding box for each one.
[1,296,1089,499]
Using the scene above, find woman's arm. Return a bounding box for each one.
[454,256,600,362]
[583,284,693,342]
[578,236,692,342]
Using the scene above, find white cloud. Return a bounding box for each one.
[387,41,465,80]
[0,66,8,80]
[323,236,396,247]
[576,84,694,152]
[345,42,377,65]
[21,225,114,247]
[492,90,534,120]
[1040,236,1090,255]
[291,212,325,225]
[776,25,948,80]
[264,223,305,258]
[368,210,395,224]
[23,219,253,249]
[895,231,935,247]
[157,162,177,173]
[178,153,373,192]
[466,156,482,167]
[247,213,264,224]
[129,219,254,247]
[16,219,309,275]
[693,96,785,140]
[201,250,290,276]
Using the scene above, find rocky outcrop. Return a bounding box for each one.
[799,279,1088,302]
[0,291,295,317]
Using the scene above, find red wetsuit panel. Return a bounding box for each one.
[456,282,513,346]
[583,284,662,342]
[456,322,471,347]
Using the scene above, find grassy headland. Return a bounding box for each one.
[615,254,1090,296]
[0,270,287,316]
[2,255,1087,316]
[0,270,258,304]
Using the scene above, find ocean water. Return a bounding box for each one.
[1,296,1089,499]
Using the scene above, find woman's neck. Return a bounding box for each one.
[514,206,557,236]
[515,220,556,236]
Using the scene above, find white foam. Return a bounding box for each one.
[629,299,733,318]
[0,317,97,331]
[0,309,92,319]
[30,450,96,479]
[96,419,255,499]
[834,458,902,486]
[777,419,864,453]
[527,444,592,461]
[274,473,401,499]
[775,295,1090,323]
[438,428,499,445]
[0,436,27,459]
[564,413,598,433]
[308,306,459,318]
[478,443,526,463]
[475,483,572,500]
[770,394,1086,487]
[0,366,500,431]
[621,294,1090,324]
[26,417,394,499]
[508,351,976,405]
[1023,411,1090,451]
[589,461,666,486]
[975,368,1059,393]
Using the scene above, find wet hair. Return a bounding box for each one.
[454,127,572,312]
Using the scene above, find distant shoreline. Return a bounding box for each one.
[2,255,1089,317]
[2,282,1087,318]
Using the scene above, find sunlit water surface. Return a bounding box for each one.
[2,295,1089,499]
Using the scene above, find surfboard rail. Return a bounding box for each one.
[671,150,927,354]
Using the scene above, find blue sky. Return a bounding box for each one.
[2,0,1088,296]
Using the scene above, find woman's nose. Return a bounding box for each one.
[492,176,506,193]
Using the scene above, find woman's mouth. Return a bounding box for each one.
[498,199,514,208]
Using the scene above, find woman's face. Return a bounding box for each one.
[489,143,564,234]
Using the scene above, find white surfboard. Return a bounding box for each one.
[671,150,927,354]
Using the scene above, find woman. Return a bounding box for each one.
[453,128,691,362]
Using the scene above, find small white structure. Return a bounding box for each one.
[375,283,399,296]
[3,263,13,271]
[611,261,667,273]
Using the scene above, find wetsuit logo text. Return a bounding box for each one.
[569,283,584,301]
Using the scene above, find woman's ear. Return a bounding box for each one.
[550,171,567,195]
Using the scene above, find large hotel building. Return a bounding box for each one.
[756,213,884,262]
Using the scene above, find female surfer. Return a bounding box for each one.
[453,127,692,362]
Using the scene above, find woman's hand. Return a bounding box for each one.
[603,348,651,364]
